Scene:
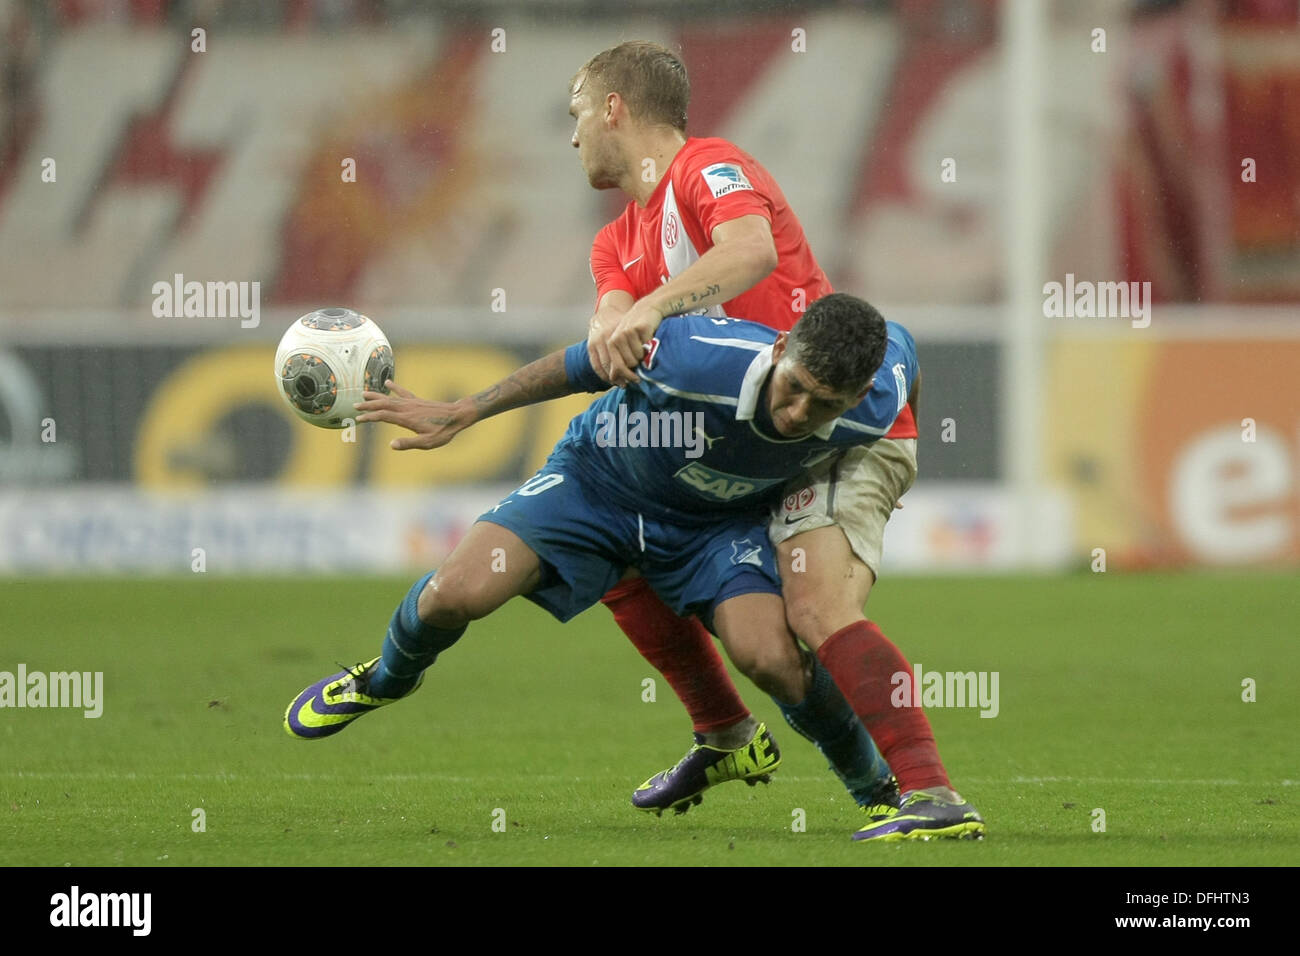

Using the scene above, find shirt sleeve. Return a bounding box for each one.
[590,227,636,304]
[675,148,774,239]
[629,315,752,411]
[564,340,610,393]
[887,321,920,398]
[839,323,920,439]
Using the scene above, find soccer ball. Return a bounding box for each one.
[274,307,394,429]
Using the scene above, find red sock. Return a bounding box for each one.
[816,619,951,793]
[602,577,750,734]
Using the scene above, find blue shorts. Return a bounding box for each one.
[477,450,781,625]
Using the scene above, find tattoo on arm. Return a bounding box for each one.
[470,350,573,420]
[663,283,722,317]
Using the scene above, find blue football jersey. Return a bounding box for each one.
[559,314,918,522]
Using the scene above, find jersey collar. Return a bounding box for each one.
[643,137,695,207]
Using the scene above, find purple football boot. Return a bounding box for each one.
[633,722,781,815]
[284,658,423,739]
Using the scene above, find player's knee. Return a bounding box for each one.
[784,592,837,646]
[730,640,805,703]
[419,570,492,627]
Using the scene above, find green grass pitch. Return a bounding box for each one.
[1,572,1295,866]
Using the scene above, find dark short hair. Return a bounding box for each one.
[573,41,689,132]
[786,293,889,393]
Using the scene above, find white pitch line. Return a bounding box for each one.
[0,771,524,783]
[1,772,1295,786]
[1000,776,1292,787]
[764,776,1295,787]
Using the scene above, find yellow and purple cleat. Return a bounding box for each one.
[860,774,901,822]
[852,787,985,841]
[283,658,423,740]
[632,722,781,816]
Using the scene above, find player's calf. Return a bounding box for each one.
[774,650,896,810]
[284,568,464,738]
[283,523,542,738]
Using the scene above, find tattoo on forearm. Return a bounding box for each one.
[471,350,570,418]
[664,283,722,316]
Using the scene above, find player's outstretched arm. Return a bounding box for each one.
[355,349,580,451]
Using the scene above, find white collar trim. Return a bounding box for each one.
[735,346,837,441]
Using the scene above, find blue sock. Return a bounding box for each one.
[774,652,892,806]
[368,570,467,698]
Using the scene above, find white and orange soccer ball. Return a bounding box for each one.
[274,308,394,429]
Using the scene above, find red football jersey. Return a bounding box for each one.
[589,136,916,438]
